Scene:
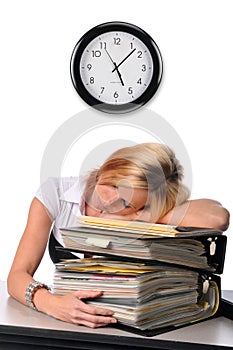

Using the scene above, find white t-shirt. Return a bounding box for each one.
[35,177,85,244]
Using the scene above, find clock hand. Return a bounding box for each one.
[105,47,115,65]
[113,63,124,86]
[105,48,124,86]
[112,48,136,72]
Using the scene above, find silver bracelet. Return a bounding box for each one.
[25,281,50,311]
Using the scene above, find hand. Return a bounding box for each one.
[112,48,136,72]
[105,48,124,86]
[46,290,117,328]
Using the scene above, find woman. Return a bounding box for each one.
[7,143,229,328]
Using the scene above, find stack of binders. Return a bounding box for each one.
[53,216,227,336]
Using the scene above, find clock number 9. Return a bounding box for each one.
[87,64,92,71]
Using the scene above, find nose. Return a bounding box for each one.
[103,186,119,204]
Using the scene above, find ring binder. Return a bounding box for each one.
[52,216,227,335]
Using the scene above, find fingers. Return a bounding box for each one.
[79,302,114,317]
[49,292,117,328]
[74,290,103,300]
[75,298,114,317]
[68,291,117,328]
[74,292,113,316]
[70,290,117,328]
[70,308,117,328]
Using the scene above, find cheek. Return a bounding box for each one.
[96,185,118,202]
[111,205,138,215]
[122,208,137,215]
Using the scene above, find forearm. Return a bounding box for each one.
[7,269,52,311]
[7,267,116,327]
[8,198,116,327]
[158,199,230,230]
[7,197,55,311]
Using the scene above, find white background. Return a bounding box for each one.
[0,0,232,289]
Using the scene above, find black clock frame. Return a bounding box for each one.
[70,21,163,114]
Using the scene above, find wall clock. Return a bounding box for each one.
[70,21,163,114]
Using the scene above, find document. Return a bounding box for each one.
[53,258,220,331]
[59,216,226,271]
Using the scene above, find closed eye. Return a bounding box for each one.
[122,199,133,209]
[139,205,150,210]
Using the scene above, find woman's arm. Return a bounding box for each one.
[7,197,116,328]
[158,199,230,230]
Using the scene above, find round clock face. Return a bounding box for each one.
[71,22,163,114]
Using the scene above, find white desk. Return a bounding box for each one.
[0,281,233,349]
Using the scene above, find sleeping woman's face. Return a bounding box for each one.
[90,178,149,216]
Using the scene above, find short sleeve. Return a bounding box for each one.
[35,177,61,220]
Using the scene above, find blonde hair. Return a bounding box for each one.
[83,143,190,222]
